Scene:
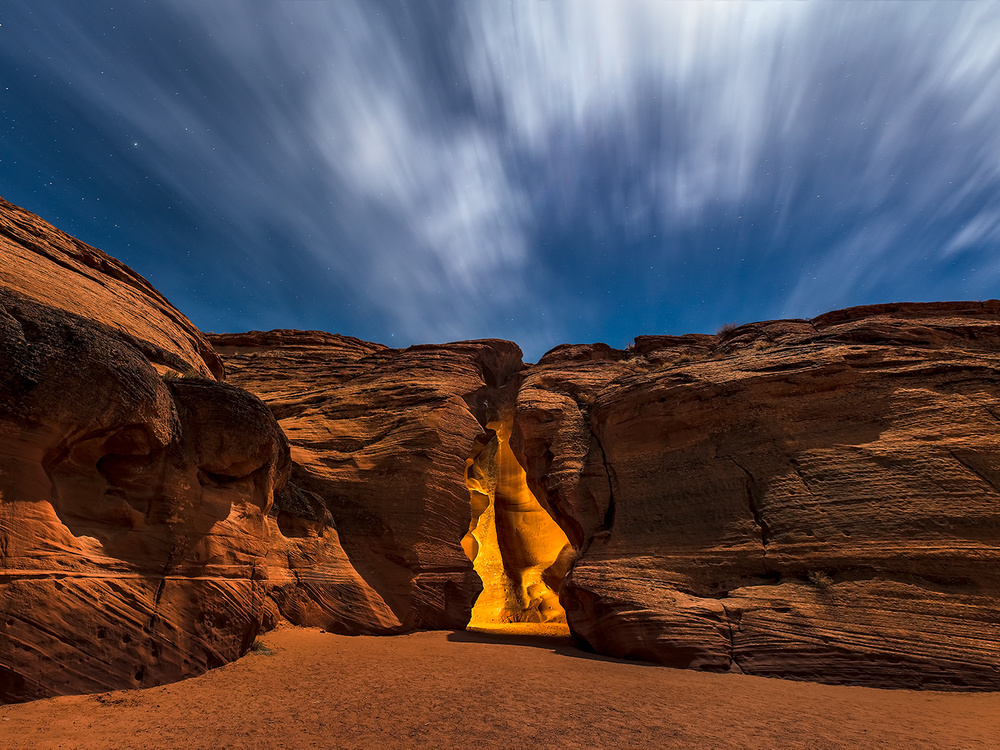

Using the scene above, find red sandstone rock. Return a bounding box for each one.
[0,196,223,379]
[0,200,286,702]
[210,331,524,632]
[514,306,1000,688]
[3,194,1000,701]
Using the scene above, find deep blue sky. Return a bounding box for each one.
[2,2,999,360]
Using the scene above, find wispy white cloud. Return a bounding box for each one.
[312,72,528,292]
[169,1,538,344]
[465,1,812,226]
[942,211,1000,257]
[5,1,1000,356]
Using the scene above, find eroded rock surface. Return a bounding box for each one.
[463,401,572,631]
[514,305,1000,689]
[0,196,223,379]
[0,200,287,702]
[210,331,525,632]
[2,195,999,699]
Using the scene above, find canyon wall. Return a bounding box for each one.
[214,305,1000,690]
[514,310,1000,689]
[2,195,998,700]
[210,331,524,633]
[0,198,287,701]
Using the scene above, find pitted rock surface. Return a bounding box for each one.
[0,200,284,702]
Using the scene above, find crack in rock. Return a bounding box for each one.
[788,459,816,497]
[948,448,1000,495]
[578,401,616,540]
[720,601,745,675]
[728,457,770,548]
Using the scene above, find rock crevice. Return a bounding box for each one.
[727,456,771,550]
[578,403,616,546]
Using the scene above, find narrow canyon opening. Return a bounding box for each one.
[462,415,573,636]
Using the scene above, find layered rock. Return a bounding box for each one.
[513,305,1000,689]
[0,196,223,379]
[210,331,525,632]
[0,200,287,702]
[3,194,999,699]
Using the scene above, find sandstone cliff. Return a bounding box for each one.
[514,306,1000,689]
[210,331,525,633]
[213,306,1000,690]
[0,199,286,702]
[0,196,222,379]
[2,195,999,701]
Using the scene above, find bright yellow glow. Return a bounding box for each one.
[463,418,572,636]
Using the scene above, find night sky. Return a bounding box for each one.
[2,2,999,361]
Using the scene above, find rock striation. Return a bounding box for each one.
[2,195,999,700]
[215,309,1000,690]
[0,196,223,379]
[515,307,1000,689]
[0,199,287,702]
[210,331,525,633]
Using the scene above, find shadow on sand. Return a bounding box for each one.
[446,628,664,668]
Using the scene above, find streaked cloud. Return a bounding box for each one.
[2,1,999,358]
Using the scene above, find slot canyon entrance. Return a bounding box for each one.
[462,416,573,636]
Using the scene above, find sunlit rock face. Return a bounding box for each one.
[0,199,288,702]
[463,405,572,635]
[513,307,1000,689]
[210,331,526,632]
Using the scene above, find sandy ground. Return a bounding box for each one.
[2,627,998,750]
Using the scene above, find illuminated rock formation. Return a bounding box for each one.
[213,331,573,637]
[464,413,571,635]
[513,307,1000,689]
[3,194,1000,699]
[210,331,526,632]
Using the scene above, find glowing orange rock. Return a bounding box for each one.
[464,414,572,636]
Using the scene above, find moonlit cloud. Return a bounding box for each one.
[2,1,1000,358]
